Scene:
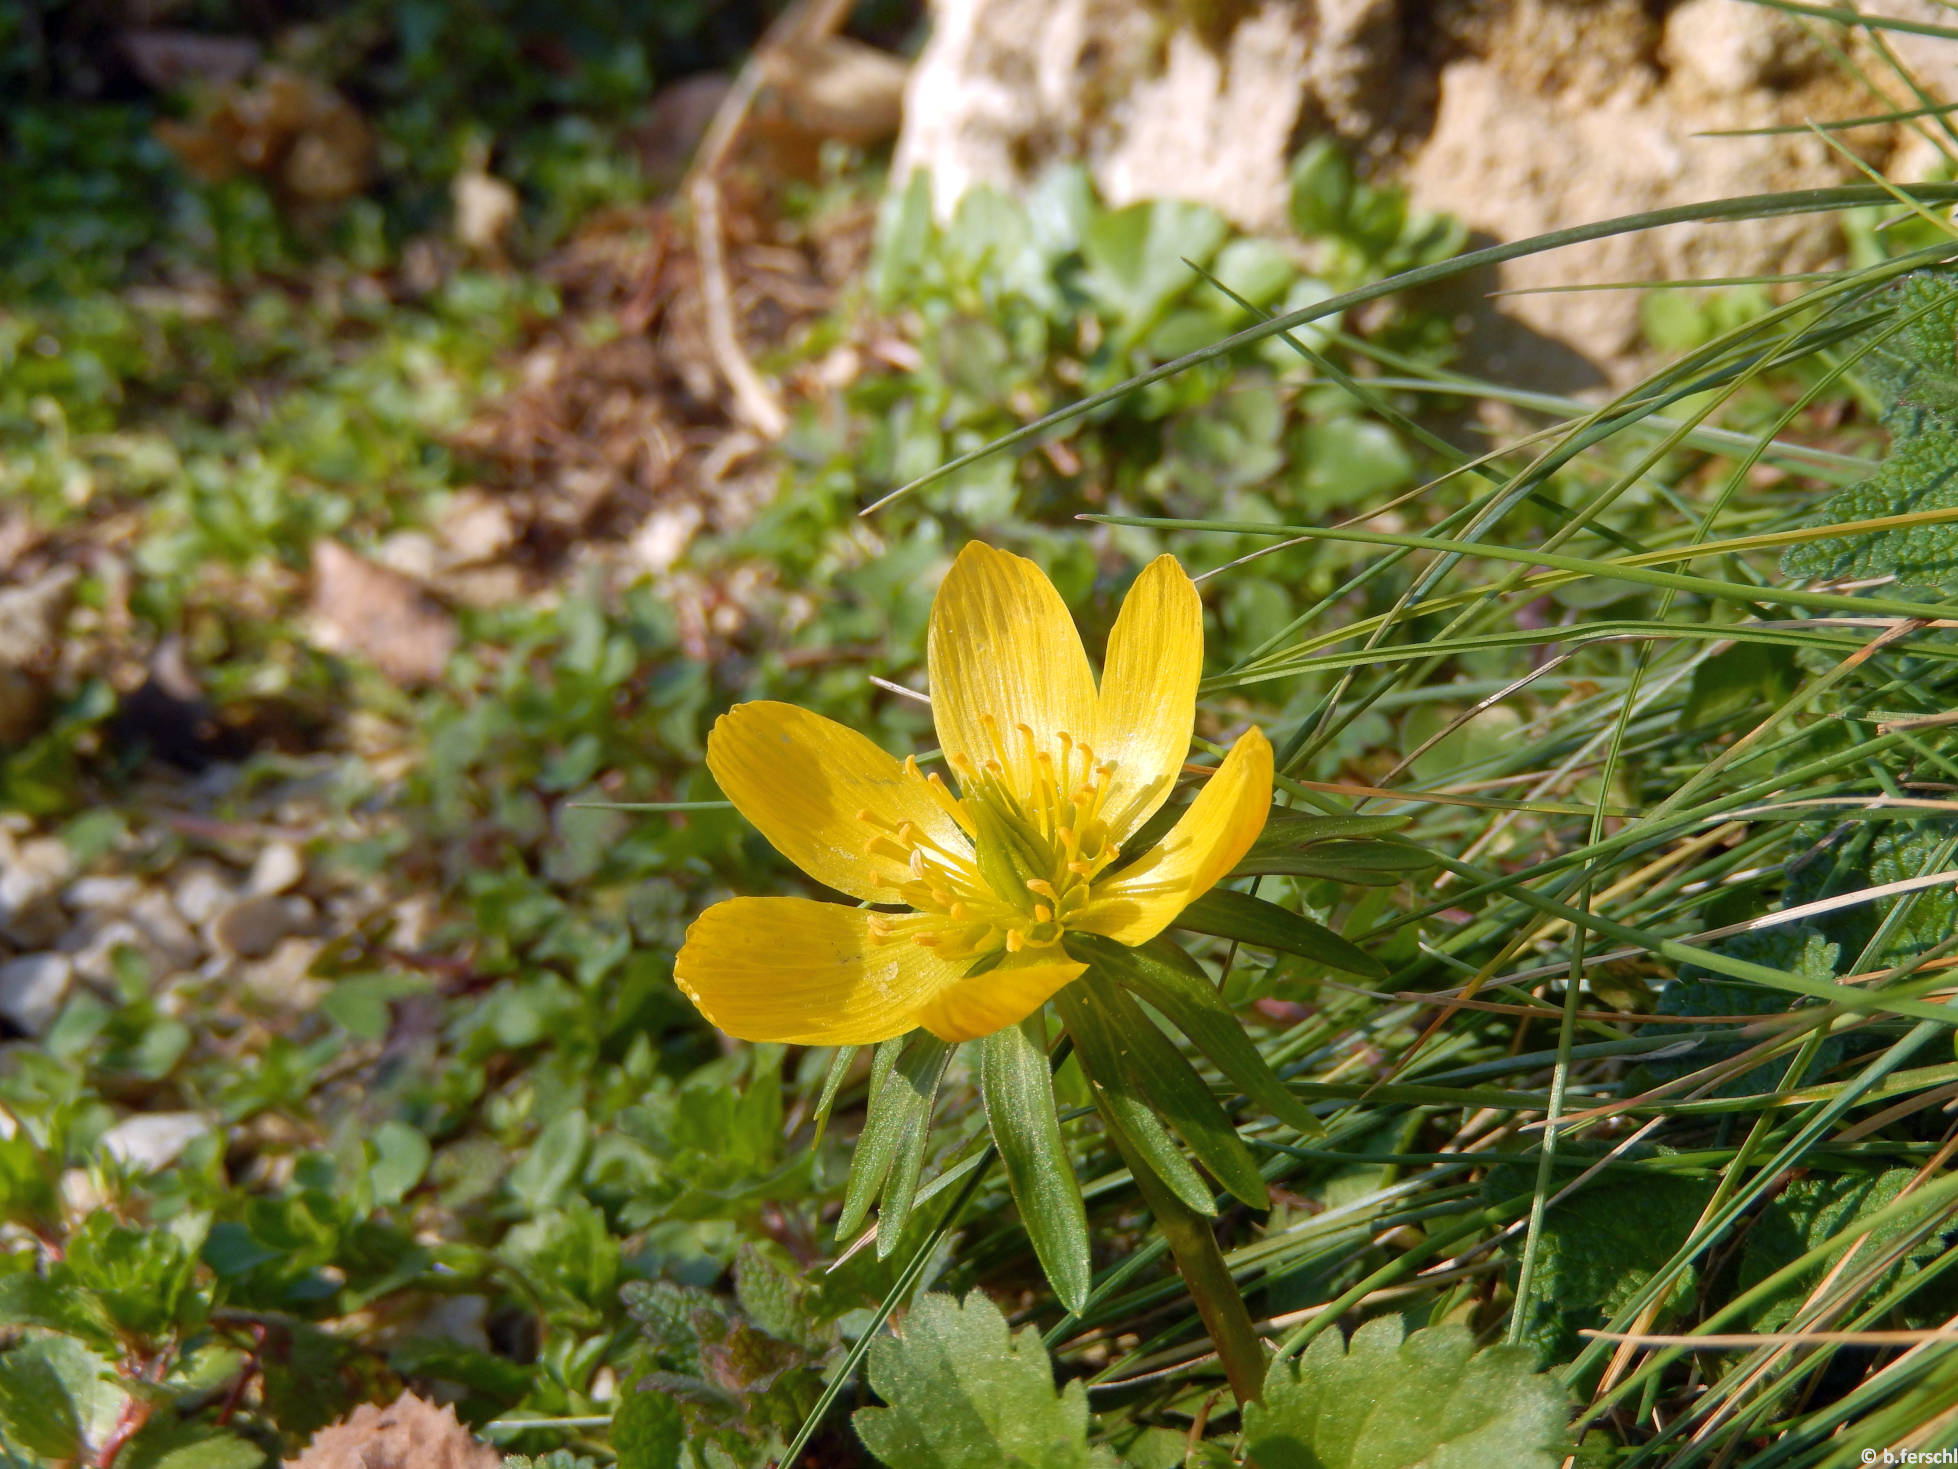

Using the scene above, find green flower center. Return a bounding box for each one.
[858,715,1123,962]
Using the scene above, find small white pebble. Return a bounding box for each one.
[247,841,305,897]
[0,952,72,1035]
[100,1111,211,1173]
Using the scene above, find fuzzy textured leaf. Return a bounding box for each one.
[853,1292,1118,1469]
[1244,1317,1569,1469]
[1784,271,1958,590]
[1780,430,1958,589]
[1494,1161,1715,1361]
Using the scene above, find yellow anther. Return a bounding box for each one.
[1005,929,1026,953]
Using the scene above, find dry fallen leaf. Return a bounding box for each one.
[308,539,457,687]
[285,1391,501,1469]
[155,67,373,205]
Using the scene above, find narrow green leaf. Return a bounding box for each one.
[840,1035,955,1254]
[1088,511,1958,624]
[1174,888,1389,979]
[1077,934,1324,1138]
[1235,808,1412,868]
[1082,973,1268,1208]
[838,1036,910,1238]
[981,1019,1092,1313]
[1233,836,1435,883]
[811,1044,860,1150]
[1054,983,1216,1216]
[877,1039,956,1259]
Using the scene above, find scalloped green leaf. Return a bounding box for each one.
[853,1292,1118,1469]
[1245,1317,1570,1469]
[1784,270,1958,591]
[1781,430,1958,590]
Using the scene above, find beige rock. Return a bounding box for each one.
[1400,0,1856,377]
[62,915,164,985]
[210,893,318,960]
[452,150,518,259]
[0,567,77,667]
[122,888,202,969]
[65,875,143,912]
[171,861,239,928]
[241,937,326,1009]
[895,0,1901,382]
[761,34,910,145]
[436,490,517,567]
[248,840,306,897]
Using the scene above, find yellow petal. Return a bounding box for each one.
[707,701,969,903]
[929,542,1095,798]
[1090,554,1203,838]
[1072,726,1272,946]
[913,951,1088,1043]
[675,897,968,1045]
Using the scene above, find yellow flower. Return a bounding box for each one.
[675,541,1272,1045]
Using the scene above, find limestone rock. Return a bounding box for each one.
[894,0,1904,382]
[308,539,457,687]
[241,936,326,1009]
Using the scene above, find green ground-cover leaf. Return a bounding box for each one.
[1739,1166,1958,1331]
[853,1292,1118,1469]
[1784,270,1958,590]
[0,1334,126,1462]
[1493,1161,1717,1363]
[1246,1316,1570,1469]
[1781,429,1958,588]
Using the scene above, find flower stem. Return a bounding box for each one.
[1112,1130,1268,1407]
